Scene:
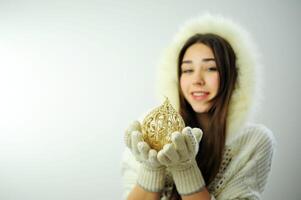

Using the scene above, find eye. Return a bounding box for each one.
[208,67,218,72]
[182,69,193,74]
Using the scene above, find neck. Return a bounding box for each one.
[196,113,210,133]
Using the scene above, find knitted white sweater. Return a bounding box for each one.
[121,123,275,200]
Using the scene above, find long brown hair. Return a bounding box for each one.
[171,33,237,199]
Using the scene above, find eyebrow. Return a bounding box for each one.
[181,58,215,64]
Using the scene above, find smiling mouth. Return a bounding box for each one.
[192,91,208,96]
[191,92,209,100]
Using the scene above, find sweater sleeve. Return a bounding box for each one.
[121,147,140,199]
[215,125,275,200]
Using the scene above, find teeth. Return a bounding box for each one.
[193,92,206,96]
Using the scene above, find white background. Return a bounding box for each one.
[0,0,300,199]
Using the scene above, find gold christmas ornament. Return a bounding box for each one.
[141,98,185,151]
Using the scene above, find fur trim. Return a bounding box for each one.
[155,13,263,145]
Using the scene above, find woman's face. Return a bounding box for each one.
[180,43,220,113]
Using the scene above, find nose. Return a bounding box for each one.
[192,70,205,86]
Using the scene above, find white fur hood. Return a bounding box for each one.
[156,14,263,145]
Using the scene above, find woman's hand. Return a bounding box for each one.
[124,121,166,192]
[157,127,202,165]
[157,127,205,195]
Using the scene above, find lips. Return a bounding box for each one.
[191,91,209,100]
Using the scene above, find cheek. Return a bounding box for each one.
[179,77,183,90]
[179,76,187,93]
[207,74,220,91]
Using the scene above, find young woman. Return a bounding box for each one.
[122,14,275,200]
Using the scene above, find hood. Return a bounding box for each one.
[156,13,263,145]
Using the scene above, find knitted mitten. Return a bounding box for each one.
[124,121,166,192]
[157,127,205,195]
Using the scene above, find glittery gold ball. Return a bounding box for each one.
[141,98,185,151]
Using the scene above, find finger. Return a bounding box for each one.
[149,149,159,164]
[137,141,150,160]
[125,121,141,148]
[191,128,203,143]
[127,120,142,133]
[131,120,142,132]
[157,149,170,166]
[183,128,197,155]
[171,131,183,147]
[131,131,143,155]
[171,132,189,159]
[124,129,131,149]
[160,143,180,163]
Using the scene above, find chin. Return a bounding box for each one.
[192,106,210,114]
